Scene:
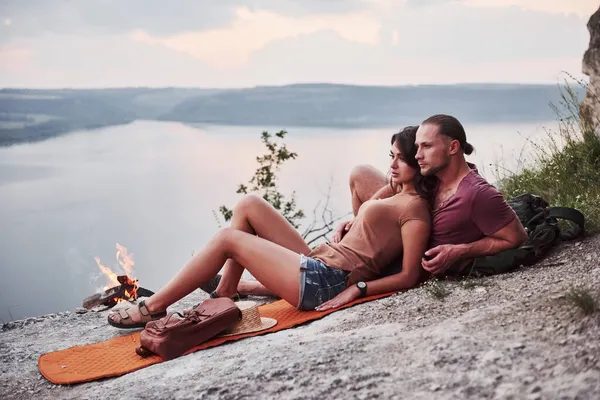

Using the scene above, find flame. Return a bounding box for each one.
[95,257,120,290]
[116,243,135,278]
[95,243,138,303]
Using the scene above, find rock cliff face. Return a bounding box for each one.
[1,237,600,399]
[583,6,600,126]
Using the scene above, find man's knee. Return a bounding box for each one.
[349,164,387,199]
[349,164,380,189]
[234,193,265,215]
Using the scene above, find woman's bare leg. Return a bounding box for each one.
[349,165,388,215]
[218,165,387,297]
[229,165,387,296]
[109,228,304,323]
[218,194,311,298]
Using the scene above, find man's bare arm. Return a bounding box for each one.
[422,216,527,275]
[454,216,527,259]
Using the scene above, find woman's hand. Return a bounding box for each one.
[315,285,360,311]
[332,219,354,243]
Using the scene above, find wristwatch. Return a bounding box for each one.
[356,281,367,298]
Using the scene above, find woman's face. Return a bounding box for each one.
[389,142,417,185]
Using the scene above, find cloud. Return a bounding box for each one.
[0,24,584,90]
[460,0,598,18]
[244,30,582,85]
[391,30,400,46]
[385,4,586,61]
[369,0,598,18]
[130,7,381,68]
[0,0,595,43]
[402,0,599,18]
[0,0,591,87]
[0,34,218,88]
[0,0,236,41]
[0,46,31,73]
[0,0,370,43]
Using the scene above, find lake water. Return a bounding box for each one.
[0,120,555,321]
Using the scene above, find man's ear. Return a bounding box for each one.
[448,139,461,155]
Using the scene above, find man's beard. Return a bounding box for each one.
[422,159,450,177]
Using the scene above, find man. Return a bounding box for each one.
[203,114,527,296]
[411,114,527,276]
[338,114,528,277]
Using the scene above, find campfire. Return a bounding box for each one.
[82,243,154,310]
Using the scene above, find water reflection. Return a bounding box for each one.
[0,120,554,321]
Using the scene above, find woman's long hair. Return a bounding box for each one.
[389,126,438,206]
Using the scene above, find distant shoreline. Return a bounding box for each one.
[0,116,559,148]
[0,83,584,147]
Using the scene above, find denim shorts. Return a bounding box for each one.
[298,254,350,311]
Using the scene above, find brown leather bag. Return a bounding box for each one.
[136,297,241,361]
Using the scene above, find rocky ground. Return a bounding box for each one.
[1,236,599,400]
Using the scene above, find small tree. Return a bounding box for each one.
[219,130,305,228]
[218,129,347,246]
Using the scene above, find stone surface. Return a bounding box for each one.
[583,5,600,127]
[1,235,599,399]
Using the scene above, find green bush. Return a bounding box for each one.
[494,80,600,232]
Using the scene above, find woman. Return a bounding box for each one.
[108,126,434,328]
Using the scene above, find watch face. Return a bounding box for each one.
[358,282,366,289]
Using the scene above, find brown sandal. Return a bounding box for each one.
[199,274,247,301]
[107,300,167,329]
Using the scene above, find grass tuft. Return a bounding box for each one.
[564,286,598,315]
[459,279,493,290]
[423,279,451,301]
[493,76,600,232]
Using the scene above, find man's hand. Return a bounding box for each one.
[315,285,360,311]
[332,219,354,243]
[421,244,464,275]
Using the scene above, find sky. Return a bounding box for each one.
[0,0,597,88]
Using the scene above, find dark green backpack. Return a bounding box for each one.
[463,194,585,277]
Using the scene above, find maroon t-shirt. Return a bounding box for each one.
[430,167,517,253]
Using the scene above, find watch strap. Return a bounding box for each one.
[357,282,367,298]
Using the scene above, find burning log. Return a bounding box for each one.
[82,275,155,310]
[85,244,155,310]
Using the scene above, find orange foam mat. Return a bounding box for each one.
[38,292,394,385]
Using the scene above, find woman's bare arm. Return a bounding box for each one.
[316,217,430,310]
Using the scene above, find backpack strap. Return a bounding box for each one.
[547,206,585,240]
[463,247,532,277]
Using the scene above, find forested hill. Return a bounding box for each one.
[0,83,584,146]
